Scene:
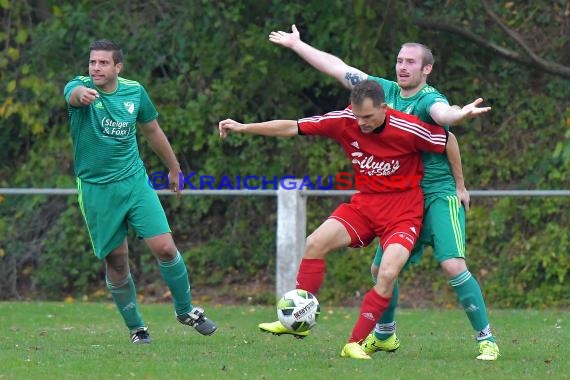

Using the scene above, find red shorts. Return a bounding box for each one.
[329,189,424,251]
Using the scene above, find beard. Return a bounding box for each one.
[397,79,421,90]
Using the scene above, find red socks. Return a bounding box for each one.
[349,288,391,343]
[296,258,326,294]
[297,259,390,344]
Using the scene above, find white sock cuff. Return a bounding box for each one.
[374,321,396,334]
[476,324,493,341]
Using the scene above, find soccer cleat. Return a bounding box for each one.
[130,327,152,344]
[258,320,310,339]
[476,340,500,361]
[177,307,217,336]
[340,342,371,359]
[361,333,400,355]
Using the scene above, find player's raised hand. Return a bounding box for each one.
[269,24,301,49]
[218,118,243,139]
[461,98,491,119]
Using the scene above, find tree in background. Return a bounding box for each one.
[0,0,568,306]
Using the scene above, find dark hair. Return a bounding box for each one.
[401,42,434,67]
[89,39,123,64]
[349,80,385,106]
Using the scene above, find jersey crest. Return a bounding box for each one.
[124,101,135,114]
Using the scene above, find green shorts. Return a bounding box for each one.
[77,168,171,259]
[373,194,466,267]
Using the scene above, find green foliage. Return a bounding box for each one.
[0,0,569,307]
[319,246,376,303]
[181,197,277,283]
[466,198,570,308]
[35,205,103,298]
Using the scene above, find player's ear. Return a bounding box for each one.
[115,62,123,74]
[422,64,433,75]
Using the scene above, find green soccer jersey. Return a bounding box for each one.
[64,76,158,183]
[369,76,456,197]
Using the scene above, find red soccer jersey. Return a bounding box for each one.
[298,107,447,193]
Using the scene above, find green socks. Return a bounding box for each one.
[159,251,192,316]
[371,272,495,343]
[373,280,399,340]
[106,273,144,331]
[449,271,495,342]
[106,252,193,332]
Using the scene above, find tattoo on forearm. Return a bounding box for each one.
[345,72,363,86]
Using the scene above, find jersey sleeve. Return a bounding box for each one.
[413,120,448,154]
[417,90,450,127]
[297,108,354,140]
[137,85,159,123]
[63,76,90,105]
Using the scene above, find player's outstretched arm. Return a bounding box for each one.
[218,119,298,139]
[268,24,368,89]
[68,86,99,107]
[430,98,492,126]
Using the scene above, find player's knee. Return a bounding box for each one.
[146,234,177,261]
[105,243,129,270]
[105,255,130,278]
[304,233,329,258]
[377,264,400,284]
[440,258,467,278]
[151,242,177,261]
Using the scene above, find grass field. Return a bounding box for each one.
[1,302,568,380]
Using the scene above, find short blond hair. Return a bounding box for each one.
[401,42,434,67]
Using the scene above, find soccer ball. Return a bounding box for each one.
[276,289,320,332]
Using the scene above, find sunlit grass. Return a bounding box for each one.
[0,302,568,380]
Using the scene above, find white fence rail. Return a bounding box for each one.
[2,186,569,297]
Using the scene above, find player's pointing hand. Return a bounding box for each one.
[79,87,100,105]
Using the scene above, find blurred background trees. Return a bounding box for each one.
[1,0,568,307]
